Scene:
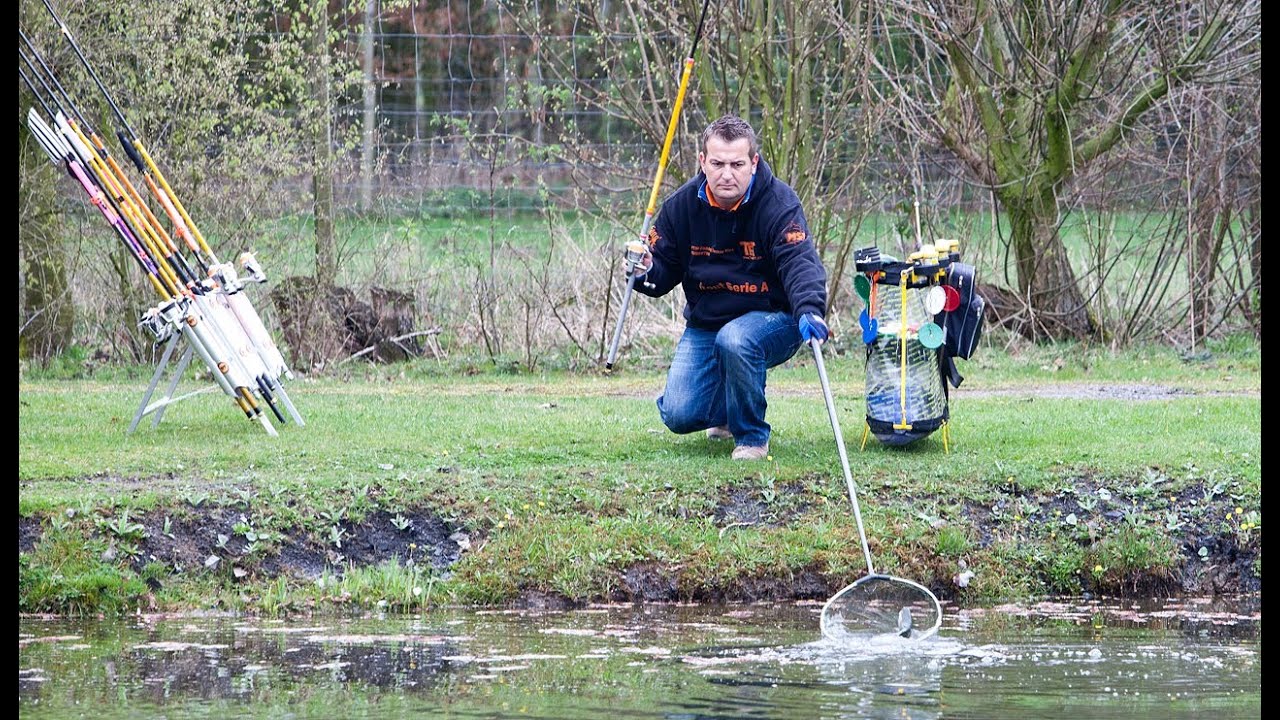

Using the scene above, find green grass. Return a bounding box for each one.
[18,343,1261,614]
[250,210,621,284]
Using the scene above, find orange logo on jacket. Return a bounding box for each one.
[739,241,758,259]
[698,280,769,293]
[782,222,807,245]
[647,227,661,248]
[691,245,736,257]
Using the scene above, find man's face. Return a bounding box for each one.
[699,136,758,207]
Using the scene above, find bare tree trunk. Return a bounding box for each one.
[1006,192,1094,339]
[18,125,73,360]
[1186,102,1231,343]
[360,0,377,212]
[1247,199,1261,334]
[412,6,424,176]
[1245,94,1262,335]
[108,243,146,362]
[311,0,336,288]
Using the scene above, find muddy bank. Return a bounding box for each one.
[17,471,1260,614]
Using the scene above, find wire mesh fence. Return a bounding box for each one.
[18,0,1261,367]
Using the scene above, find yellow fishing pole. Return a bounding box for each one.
[605,0,714,370]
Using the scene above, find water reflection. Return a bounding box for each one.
[19,597,1260,719]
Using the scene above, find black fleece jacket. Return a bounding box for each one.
[636,158,827,331]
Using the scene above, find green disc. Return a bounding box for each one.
[918,322,944,349]
[854,274,872,301]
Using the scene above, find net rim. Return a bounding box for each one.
[820,573,943,641]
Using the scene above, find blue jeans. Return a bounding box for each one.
[657,311,803,448]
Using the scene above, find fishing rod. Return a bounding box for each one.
[20,36,197,294]
[23,103,272,428]
[18,62,56,120]
[30,6,302,424]
[20,52,181,300]
[605,0,713,371]
[21,59,282,431]
[21,72,169,301]
[41,0,220,271]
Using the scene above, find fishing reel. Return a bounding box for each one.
[138,298,189,343]
[138,306,174,343]
[238,252,267,284]
[207,261,240,293]
[208,252,268,294]
[623,240,655,289]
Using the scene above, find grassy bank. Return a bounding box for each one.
[18,340,1261,615]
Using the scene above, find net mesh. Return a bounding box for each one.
[820,575,942,641]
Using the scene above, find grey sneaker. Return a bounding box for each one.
[706,425,733,441]
[731,444,769,461]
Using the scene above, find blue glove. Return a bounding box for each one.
[799,313,829,342]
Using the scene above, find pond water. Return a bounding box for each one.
[19,596,1259,719]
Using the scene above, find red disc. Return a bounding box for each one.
[942,284,961,312]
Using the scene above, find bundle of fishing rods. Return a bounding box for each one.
[19,0,302,436]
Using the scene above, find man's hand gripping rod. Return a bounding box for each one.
[606,241,655,370]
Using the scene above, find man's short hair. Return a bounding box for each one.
[702,115,758,157]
